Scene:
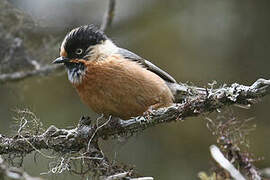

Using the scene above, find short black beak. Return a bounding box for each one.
[52,57,70,64]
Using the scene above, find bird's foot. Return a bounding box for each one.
[78,115,91,127]
[143,106,155,120]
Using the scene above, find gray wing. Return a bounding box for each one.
[117,48,176,83]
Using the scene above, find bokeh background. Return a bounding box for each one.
[1,0,270,179]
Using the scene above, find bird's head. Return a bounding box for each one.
[53,24,118,84]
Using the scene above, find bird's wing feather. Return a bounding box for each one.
[117,48,176,83]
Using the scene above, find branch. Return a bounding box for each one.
[0,65,64,84]
[0,78,269,179]
[100,0,116,31]
[0,78,269,155]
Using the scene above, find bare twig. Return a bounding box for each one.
[206,111,261,179]
[0,65,64,84]
[131,177,154,180]
[104,172,129,180]
[210,145,246,180]
[103,171,154,180]
[100,0,116,31]
[87,115,111,152]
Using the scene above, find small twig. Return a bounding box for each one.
[19,135,56,159]
[131,178,154,180]
[100,0,116,31]
[17,118,28,134]
[0,64,64,84]
[105,172,129,180]
[210,145,246,180]
[87,115,111,152]
[104,172,154,180]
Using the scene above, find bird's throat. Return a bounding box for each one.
[65,62,86,84]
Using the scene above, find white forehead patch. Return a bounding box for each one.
[60,36,68,57]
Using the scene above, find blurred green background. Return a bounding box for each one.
[1,0,270,179]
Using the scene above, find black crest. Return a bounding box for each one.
[64,25,108,59]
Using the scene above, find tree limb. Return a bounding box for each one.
[0,78,269,179]
[0,78,269,155]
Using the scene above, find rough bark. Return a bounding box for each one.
[0,78,269,155]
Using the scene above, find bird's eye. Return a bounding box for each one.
[75,48,83,55]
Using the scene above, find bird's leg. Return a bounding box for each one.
[143,105,156,119]
[78,115,92,126]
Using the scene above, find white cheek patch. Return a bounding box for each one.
[85,40,118,61]
[98,40,118,55]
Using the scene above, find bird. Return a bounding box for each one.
[53,25,180,120]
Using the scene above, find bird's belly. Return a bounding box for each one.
[76,78,158,119]
[73,58,173,119]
